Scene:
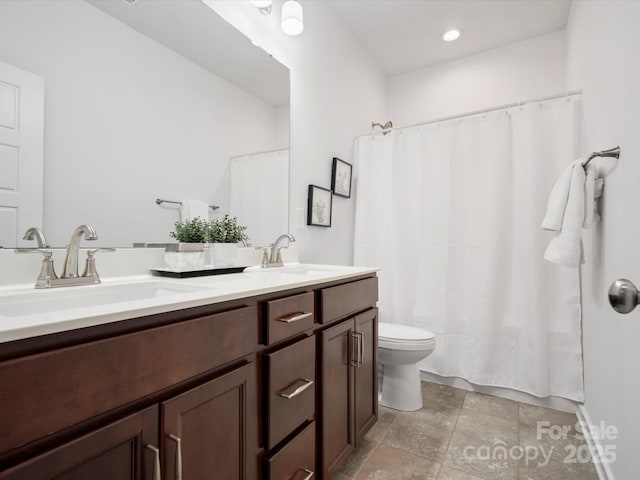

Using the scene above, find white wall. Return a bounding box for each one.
[209,0,387,265]
[566,2,640,478]
[0,0,281,247]
[387,31,566,126]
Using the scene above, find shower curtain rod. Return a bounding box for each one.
[356,89,582,139]
[230,147,289,160]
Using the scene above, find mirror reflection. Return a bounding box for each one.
[0,0,290,248]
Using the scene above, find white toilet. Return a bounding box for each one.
[378,322,436,411]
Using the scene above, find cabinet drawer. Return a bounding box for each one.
[265,291,315,345]
[320,277,378,324]
[266,422,316,480]
[266,335,316,449]
[0,306,257,454]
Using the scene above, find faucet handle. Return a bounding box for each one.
[82,248,115,279]
[275,246,288,264]
[15,249,59,287]
[255,247,270,267]
[15,248,53,256]
[86,248,116,256]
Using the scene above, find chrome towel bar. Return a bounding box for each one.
[582,146,620,170]
[155,198,219,210]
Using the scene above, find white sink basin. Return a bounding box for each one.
[0,281,212,317]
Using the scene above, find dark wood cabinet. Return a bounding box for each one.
[353,308,378,445]
[1,274,378,480]
[319,307,378,479]
[0,406,158,480]
[161,363,255,480]
[319,319,355,479]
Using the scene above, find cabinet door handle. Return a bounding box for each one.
[350,332,359,367]
[357,332,365,366]
[145,445,161,480]
[278,312,312,323]
[291,468,314,480]
[278,378,314,399]
[168,434,182,480]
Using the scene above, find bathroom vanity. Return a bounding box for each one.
[0,265,378,480]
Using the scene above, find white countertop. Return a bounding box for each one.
[0,264,378,344]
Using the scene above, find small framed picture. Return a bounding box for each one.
[331,157,352,198]
[307,185,332,227]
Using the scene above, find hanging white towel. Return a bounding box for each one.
[583,163,604,228]
[542,160,586,267]
[179,199,210,221]
[542,159,604,267]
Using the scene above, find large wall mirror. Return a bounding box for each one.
[0,0,290,248]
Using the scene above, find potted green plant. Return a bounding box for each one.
[207,215,248,267]
[165,217,209,268]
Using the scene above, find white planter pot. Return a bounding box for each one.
[210,243,237,267]
[164,243,205,269]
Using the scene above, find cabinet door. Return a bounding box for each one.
[0,406,158,480]
[161,363,255,480]
[319,319,355,479]
[354,308,378,445]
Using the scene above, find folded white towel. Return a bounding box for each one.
[180,199,210,222]
[542,159,587,267]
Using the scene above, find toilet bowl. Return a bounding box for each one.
[378,322,436,411]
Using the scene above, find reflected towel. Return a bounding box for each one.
[180,199,210,221]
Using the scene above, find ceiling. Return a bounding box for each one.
[325,0,572,76]
[87,0,290,107]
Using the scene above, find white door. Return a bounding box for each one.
[0,60,44,248]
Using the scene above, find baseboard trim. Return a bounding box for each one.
[576,405,616,480]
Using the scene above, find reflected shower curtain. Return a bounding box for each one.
[354,98,584,401]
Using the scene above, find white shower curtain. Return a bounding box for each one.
[354,98,584,401]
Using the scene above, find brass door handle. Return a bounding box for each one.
[168,434,182,480]
[278,312,312,323]
[145,445,161,480]
[350,332,359,367]
[291,468,314,480]
[278,378,314,399]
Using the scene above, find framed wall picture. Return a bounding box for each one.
[307,185,332,227]
[331,157,352,198]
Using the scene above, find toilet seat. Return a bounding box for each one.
[378,322,435,351]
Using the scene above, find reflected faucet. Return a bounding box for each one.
[269,233,295,265]
[62,224,98,278]
[23,227,49,248]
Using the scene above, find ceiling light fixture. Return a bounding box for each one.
[281,0,304,36]
[250,0,272,15]
[442,28,462,42]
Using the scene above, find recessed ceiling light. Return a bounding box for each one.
[442,29,462,42]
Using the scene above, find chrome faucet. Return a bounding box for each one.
[17,224,113,288]
[62,224,98,278]
[22,227,49,248]
[263,233,295,267]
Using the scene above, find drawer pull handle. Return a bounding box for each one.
[145,445,161,480]
[350,332,359,367]
[278,312,312,323]
[278,378,314,399]
[168,434,182,480]
[357,331,365,366]
[291,468,314,480]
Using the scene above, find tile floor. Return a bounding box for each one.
[333,381,599,480]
